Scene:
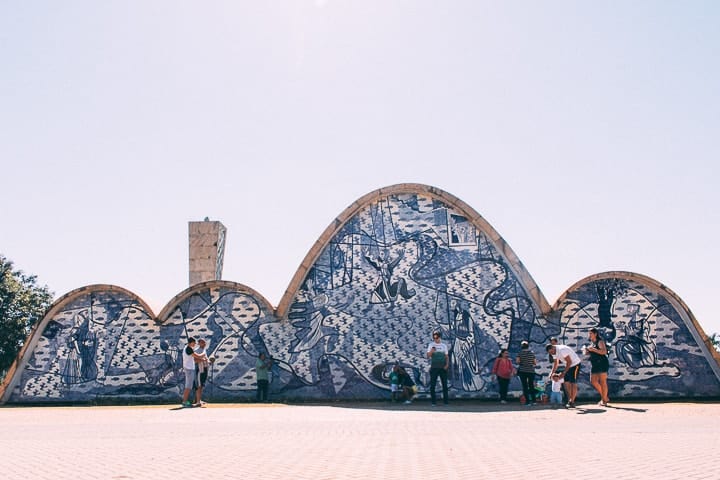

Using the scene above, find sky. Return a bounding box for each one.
[1,2,718,336]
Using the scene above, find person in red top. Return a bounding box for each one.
[491,348,516,404]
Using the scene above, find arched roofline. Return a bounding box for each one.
[276,182,551,319]
[553,271,720,368]
[157,280,275,322]
[1,284,155,403]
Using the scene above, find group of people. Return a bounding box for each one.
[492,328,611,408]
[388,330,449,406]
[181,328,610,408]
[181,337,214,408]
[389,365,417,404]
[182,338,272,407]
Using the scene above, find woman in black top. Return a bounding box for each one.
[587,327,610,406]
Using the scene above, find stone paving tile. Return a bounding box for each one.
[0,401,718,480]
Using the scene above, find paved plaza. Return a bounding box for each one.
[1,400,718,480]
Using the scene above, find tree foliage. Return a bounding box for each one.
[710,333,720,353]
[0,255,54,379]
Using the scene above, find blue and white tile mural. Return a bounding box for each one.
[553,276,720,398]
[4,288,161,402]
[2,185,719,404]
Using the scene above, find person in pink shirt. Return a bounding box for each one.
[491,348,516,404]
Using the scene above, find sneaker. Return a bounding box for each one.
[500,400,507,404]
[565,402,575,409]
[431,403,437,407]
[404,400,412,405]
[182,401,192,408]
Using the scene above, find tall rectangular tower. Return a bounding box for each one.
[188,219,227,285]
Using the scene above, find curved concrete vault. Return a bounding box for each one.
[2,184,718,404]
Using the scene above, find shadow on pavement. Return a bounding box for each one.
[575,407,607,414]
[605,404,647,413]
[316,400,651,414]
[322,401,570,414]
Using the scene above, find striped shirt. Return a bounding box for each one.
[517,348,536,373]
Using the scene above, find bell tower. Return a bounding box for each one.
[188,218,226,285]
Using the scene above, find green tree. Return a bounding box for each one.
[0,255,54,380]
[710,333,720,353]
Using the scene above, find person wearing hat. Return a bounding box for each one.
[516,341,537,406]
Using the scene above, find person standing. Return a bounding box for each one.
[255,352,272,402]
[516,341,537,406]
[390,365,401,402]
[193,339,210,407]
[426,331,449,406]
[491,348,515,404]
[181,337,205,408]
[546,343,582,408]
[587,327,610,406]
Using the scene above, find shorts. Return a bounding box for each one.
[591,356,610,374]
[184,368,196,389]
[197,370,208,387]
[564,364,581,383]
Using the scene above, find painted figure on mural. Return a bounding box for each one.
[448,214,475,245]
[595,280,627,343]
[615,303,658,368]
[363,248,416,304]
[61,312,98,385]
[151,340,181,387]
[288,277,330,353]
[287,275,355,358]
[448,300,483,391]
[451,300,472,339]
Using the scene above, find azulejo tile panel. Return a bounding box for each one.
[2,185,718,404]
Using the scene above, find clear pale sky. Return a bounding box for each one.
[2,2,718,335]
